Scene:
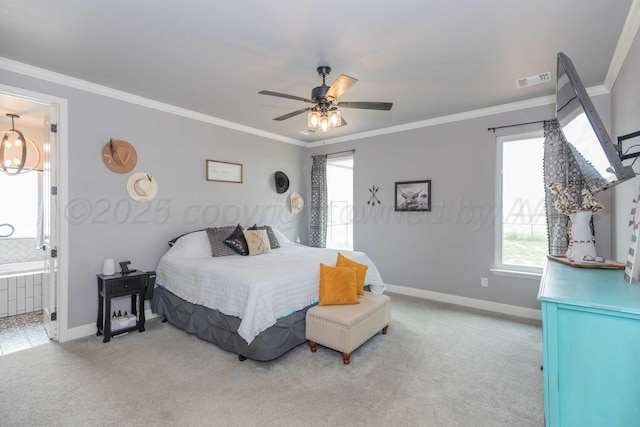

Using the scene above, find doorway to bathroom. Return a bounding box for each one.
[0,86,66,354]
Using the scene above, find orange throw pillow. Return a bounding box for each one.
[318,263,359,306]
[336,253,369,296]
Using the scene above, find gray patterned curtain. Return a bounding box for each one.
[309,154,327,248]
[543,119,585,255]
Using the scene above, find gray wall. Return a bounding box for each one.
[3,50,628,328]
[304,99,613,311]
[611,28,640,260]
[0,69,304,329]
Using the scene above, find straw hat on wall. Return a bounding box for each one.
[102,139,137,174]
[127,172,158,202]
[290,192,304,214]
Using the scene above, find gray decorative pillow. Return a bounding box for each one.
[205,226,237,257]
[248,224,280,249]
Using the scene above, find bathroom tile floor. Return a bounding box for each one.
[0,311,50,356]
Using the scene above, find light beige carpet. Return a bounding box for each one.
[0,293,543,426]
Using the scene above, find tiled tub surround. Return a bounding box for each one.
[0,238,45,264]
[0,267,45,318]
[0,238,46,318]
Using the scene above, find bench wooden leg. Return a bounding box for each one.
[309,341,317,352]
[342,352,351,365]
[382,325,388,334]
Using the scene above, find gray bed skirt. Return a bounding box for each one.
[151,286,309,361]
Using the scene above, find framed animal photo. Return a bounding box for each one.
[395,180,431,212]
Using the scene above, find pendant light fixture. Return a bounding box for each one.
[0,114,40,175]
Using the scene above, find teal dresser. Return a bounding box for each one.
[538,258,640,426]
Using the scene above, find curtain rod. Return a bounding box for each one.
[487,119,550,133]
[323,149,355,157]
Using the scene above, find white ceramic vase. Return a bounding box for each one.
[102,258,115,276]
[566,211,597,262]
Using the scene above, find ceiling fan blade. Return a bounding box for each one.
[338,101,393,110]
[273,107,312,121]
[337,116,348,127]
[326,74,358,101]
[258,90,314,104]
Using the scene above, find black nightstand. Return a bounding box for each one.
[96,271,148,343]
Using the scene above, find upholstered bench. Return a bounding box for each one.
[306,291,391,365]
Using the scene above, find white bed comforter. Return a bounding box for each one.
[156,230,385,344]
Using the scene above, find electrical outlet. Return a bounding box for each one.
[481,277,488,287]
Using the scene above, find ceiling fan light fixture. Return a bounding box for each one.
[319,114,330,132]
[328,109,341,127]
[308,110,320,128]
[260,66,392,135]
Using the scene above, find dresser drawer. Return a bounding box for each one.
[110,277,144,296]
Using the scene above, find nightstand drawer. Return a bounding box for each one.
[110,278,143,296]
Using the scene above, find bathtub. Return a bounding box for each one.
[0,260,46,278]
[0,261,46,318]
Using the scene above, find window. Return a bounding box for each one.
[326,155,353,250]
[0,171,39,238]
[495,133,546,273]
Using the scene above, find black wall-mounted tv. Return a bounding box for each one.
[556,52,635,193]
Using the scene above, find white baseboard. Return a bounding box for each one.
[63,288,540,342]
[384,283,541,321]
[63,309,161,342]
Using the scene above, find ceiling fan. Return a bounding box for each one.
[258,66,393,132]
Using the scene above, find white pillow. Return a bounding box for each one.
[169,231,211,258]
[272,228,293,245]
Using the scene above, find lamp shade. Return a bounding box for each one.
[328,109,341,126]
[319,114,330,132]
[308,110,320,128]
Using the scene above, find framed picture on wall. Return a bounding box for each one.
[206,160,243,183]
[395,180,431,212]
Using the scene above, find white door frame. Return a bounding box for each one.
[0,83,69,342]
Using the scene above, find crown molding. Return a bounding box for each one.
[306,94,556,147]
[0,56,613,149]
[605,0,640,90]
[0,56,304,146]
[306,85,611,147]
[308,87,614,147]
[587,85,610,97]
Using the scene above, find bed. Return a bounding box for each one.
[151,227,385,361]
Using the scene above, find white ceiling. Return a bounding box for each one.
[0,1,636,144]
[0,93,49,129]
